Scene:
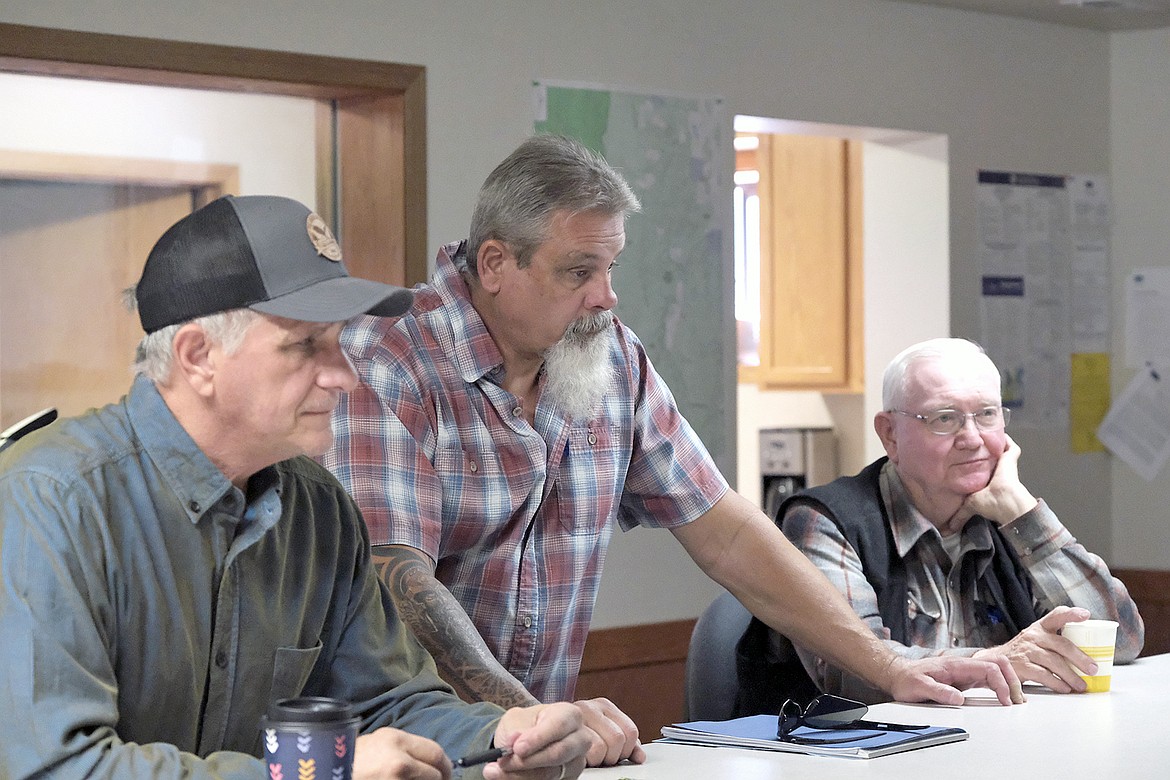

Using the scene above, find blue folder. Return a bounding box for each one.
[660,714,968,759]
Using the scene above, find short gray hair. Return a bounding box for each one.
[463,134,642,278]
[882,337,992,410]
[124,287,258,381]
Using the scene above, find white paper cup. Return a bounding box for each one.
[1061,619,1118,693]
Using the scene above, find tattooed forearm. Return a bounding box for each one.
[371,544,539,708]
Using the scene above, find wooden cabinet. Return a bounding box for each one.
[739,133,863,392]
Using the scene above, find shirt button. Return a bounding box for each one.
[189,500,201,513]
[469,461,478,473]
[214,649,228,668]
[521,615,533,628]
[587,432,597,445]
[512,407,523,418]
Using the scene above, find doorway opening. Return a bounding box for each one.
[0,22,427,427]
[731,114,950,507]
[0,149,239,426]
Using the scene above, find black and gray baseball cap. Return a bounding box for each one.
[135,195,413,333]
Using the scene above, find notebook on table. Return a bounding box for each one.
[660,714,967,759]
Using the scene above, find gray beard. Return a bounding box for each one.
[541,311,615,421]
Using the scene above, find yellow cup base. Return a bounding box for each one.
[1080,674,1112,693]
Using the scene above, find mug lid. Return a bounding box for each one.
[266,696,356,724]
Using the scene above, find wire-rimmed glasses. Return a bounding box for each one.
[891,406,1010,436]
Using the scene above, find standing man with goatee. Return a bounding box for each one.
[322,134,1023,769]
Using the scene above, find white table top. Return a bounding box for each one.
[585,653,1170,779]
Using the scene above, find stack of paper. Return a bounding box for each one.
[660,715,967,759]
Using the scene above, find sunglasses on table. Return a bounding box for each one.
[776,694,928,745]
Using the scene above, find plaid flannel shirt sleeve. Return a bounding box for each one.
[999,501,1145,662]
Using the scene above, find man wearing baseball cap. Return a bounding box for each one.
[0,195,590,780]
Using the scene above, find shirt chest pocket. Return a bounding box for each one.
[434,446,529,532]
[906,586,941,633]
[269,641,323,702]
[555,425,620,536]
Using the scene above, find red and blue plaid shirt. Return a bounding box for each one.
[323,242,727,701]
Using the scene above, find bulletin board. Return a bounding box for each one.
[976,170,1111,453]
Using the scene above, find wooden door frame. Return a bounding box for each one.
[0,22,427,286]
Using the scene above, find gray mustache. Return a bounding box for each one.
[565,311,614,339]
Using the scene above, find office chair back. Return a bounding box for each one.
[683,589,754,721]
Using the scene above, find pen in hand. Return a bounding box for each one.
[453,746,513,769]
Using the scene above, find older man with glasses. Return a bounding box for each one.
[740,337,1144,709]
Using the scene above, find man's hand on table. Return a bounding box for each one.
[973,606,1095,694]
[487,702,591,779]
[353,728,454,779]
[351,703,593,780]
[886,654,1025,706]
[574,696,646,766]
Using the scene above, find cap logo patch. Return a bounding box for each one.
[306,212,342,262]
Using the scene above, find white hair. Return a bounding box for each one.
[129,306,259,382]
[881,338,992,410]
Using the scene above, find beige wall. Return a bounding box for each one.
[1,0,1148,628]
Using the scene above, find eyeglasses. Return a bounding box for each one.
[776,694,926,744]
[891,406,1010,436]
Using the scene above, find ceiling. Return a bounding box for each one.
[892,0,1170,30]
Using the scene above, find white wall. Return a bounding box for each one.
[862,134,954,455]
[0,0,1127,625]
[1110,28,1170,569]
